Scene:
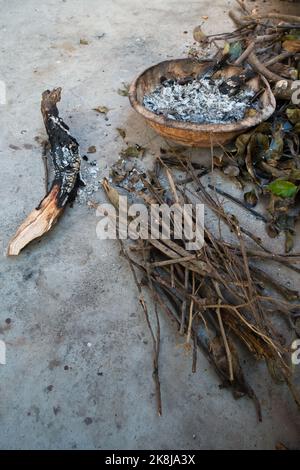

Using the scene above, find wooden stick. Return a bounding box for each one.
[253,13,300,24]
[229,9,253,26]
[150,255,197,268]
[180,268,189,335]
[216,297,234,382]
[207,184,268,222]
[265,52,293,67]
[255,33,281,43]
[186,273,195,344]
[235,0,250,14]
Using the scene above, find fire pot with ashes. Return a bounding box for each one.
[129,59,276,147]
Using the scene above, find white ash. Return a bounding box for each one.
[143,77,257,124]
[77,160,101,204]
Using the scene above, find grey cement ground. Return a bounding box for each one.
[0,0,300,450]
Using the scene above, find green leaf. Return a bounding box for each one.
[267,180,298,198]
[228,41,243,60]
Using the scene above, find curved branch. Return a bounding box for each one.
[248,52,289,83]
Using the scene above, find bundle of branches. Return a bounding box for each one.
[193,1,300,97]
[102,152,300,420]
[191,2,300,252]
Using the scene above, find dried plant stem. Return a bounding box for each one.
[143,244,162,417]
[180,268,189,335]
[118,239,162,416]
[214,282,234,382]
[186,273,195,344]
[207,184,267,222]
[151,255,197,267]
[192,333,197,373]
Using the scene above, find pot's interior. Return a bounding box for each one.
[135,59,270,116]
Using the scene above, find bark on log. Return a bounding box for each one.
[7,88,81,256]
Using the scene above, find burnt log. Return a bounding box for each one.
[7,88,82,256]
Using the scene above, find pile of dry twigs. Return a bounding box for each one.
[102,150,300,420]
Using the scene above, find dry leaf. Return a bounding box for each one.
[117,128,126,139]
[102,178,120,209]
[79,38,89,45]
[223,42,230,55]
[93,106,109,114]
[244,189,258,208]
[120,144,145,158]
[117,83,130,97]
[213,155,224,168]
[193,26,207,43]
[223,165,240,177]
[245,108,257,118]
[87,145,97,153]
[282,39,300,53]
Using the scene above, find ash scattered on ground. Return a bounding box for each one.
[143,76,257,124]
[77,160,101,204]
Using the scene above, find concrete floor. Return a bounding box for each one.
[0,0,300,450]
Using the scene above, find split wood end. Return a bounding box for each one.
[7,185,63,256]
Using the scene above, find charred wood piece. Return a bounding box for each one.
[218,69,257,96]
[197,53,230,80]
[7,88,82,256]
